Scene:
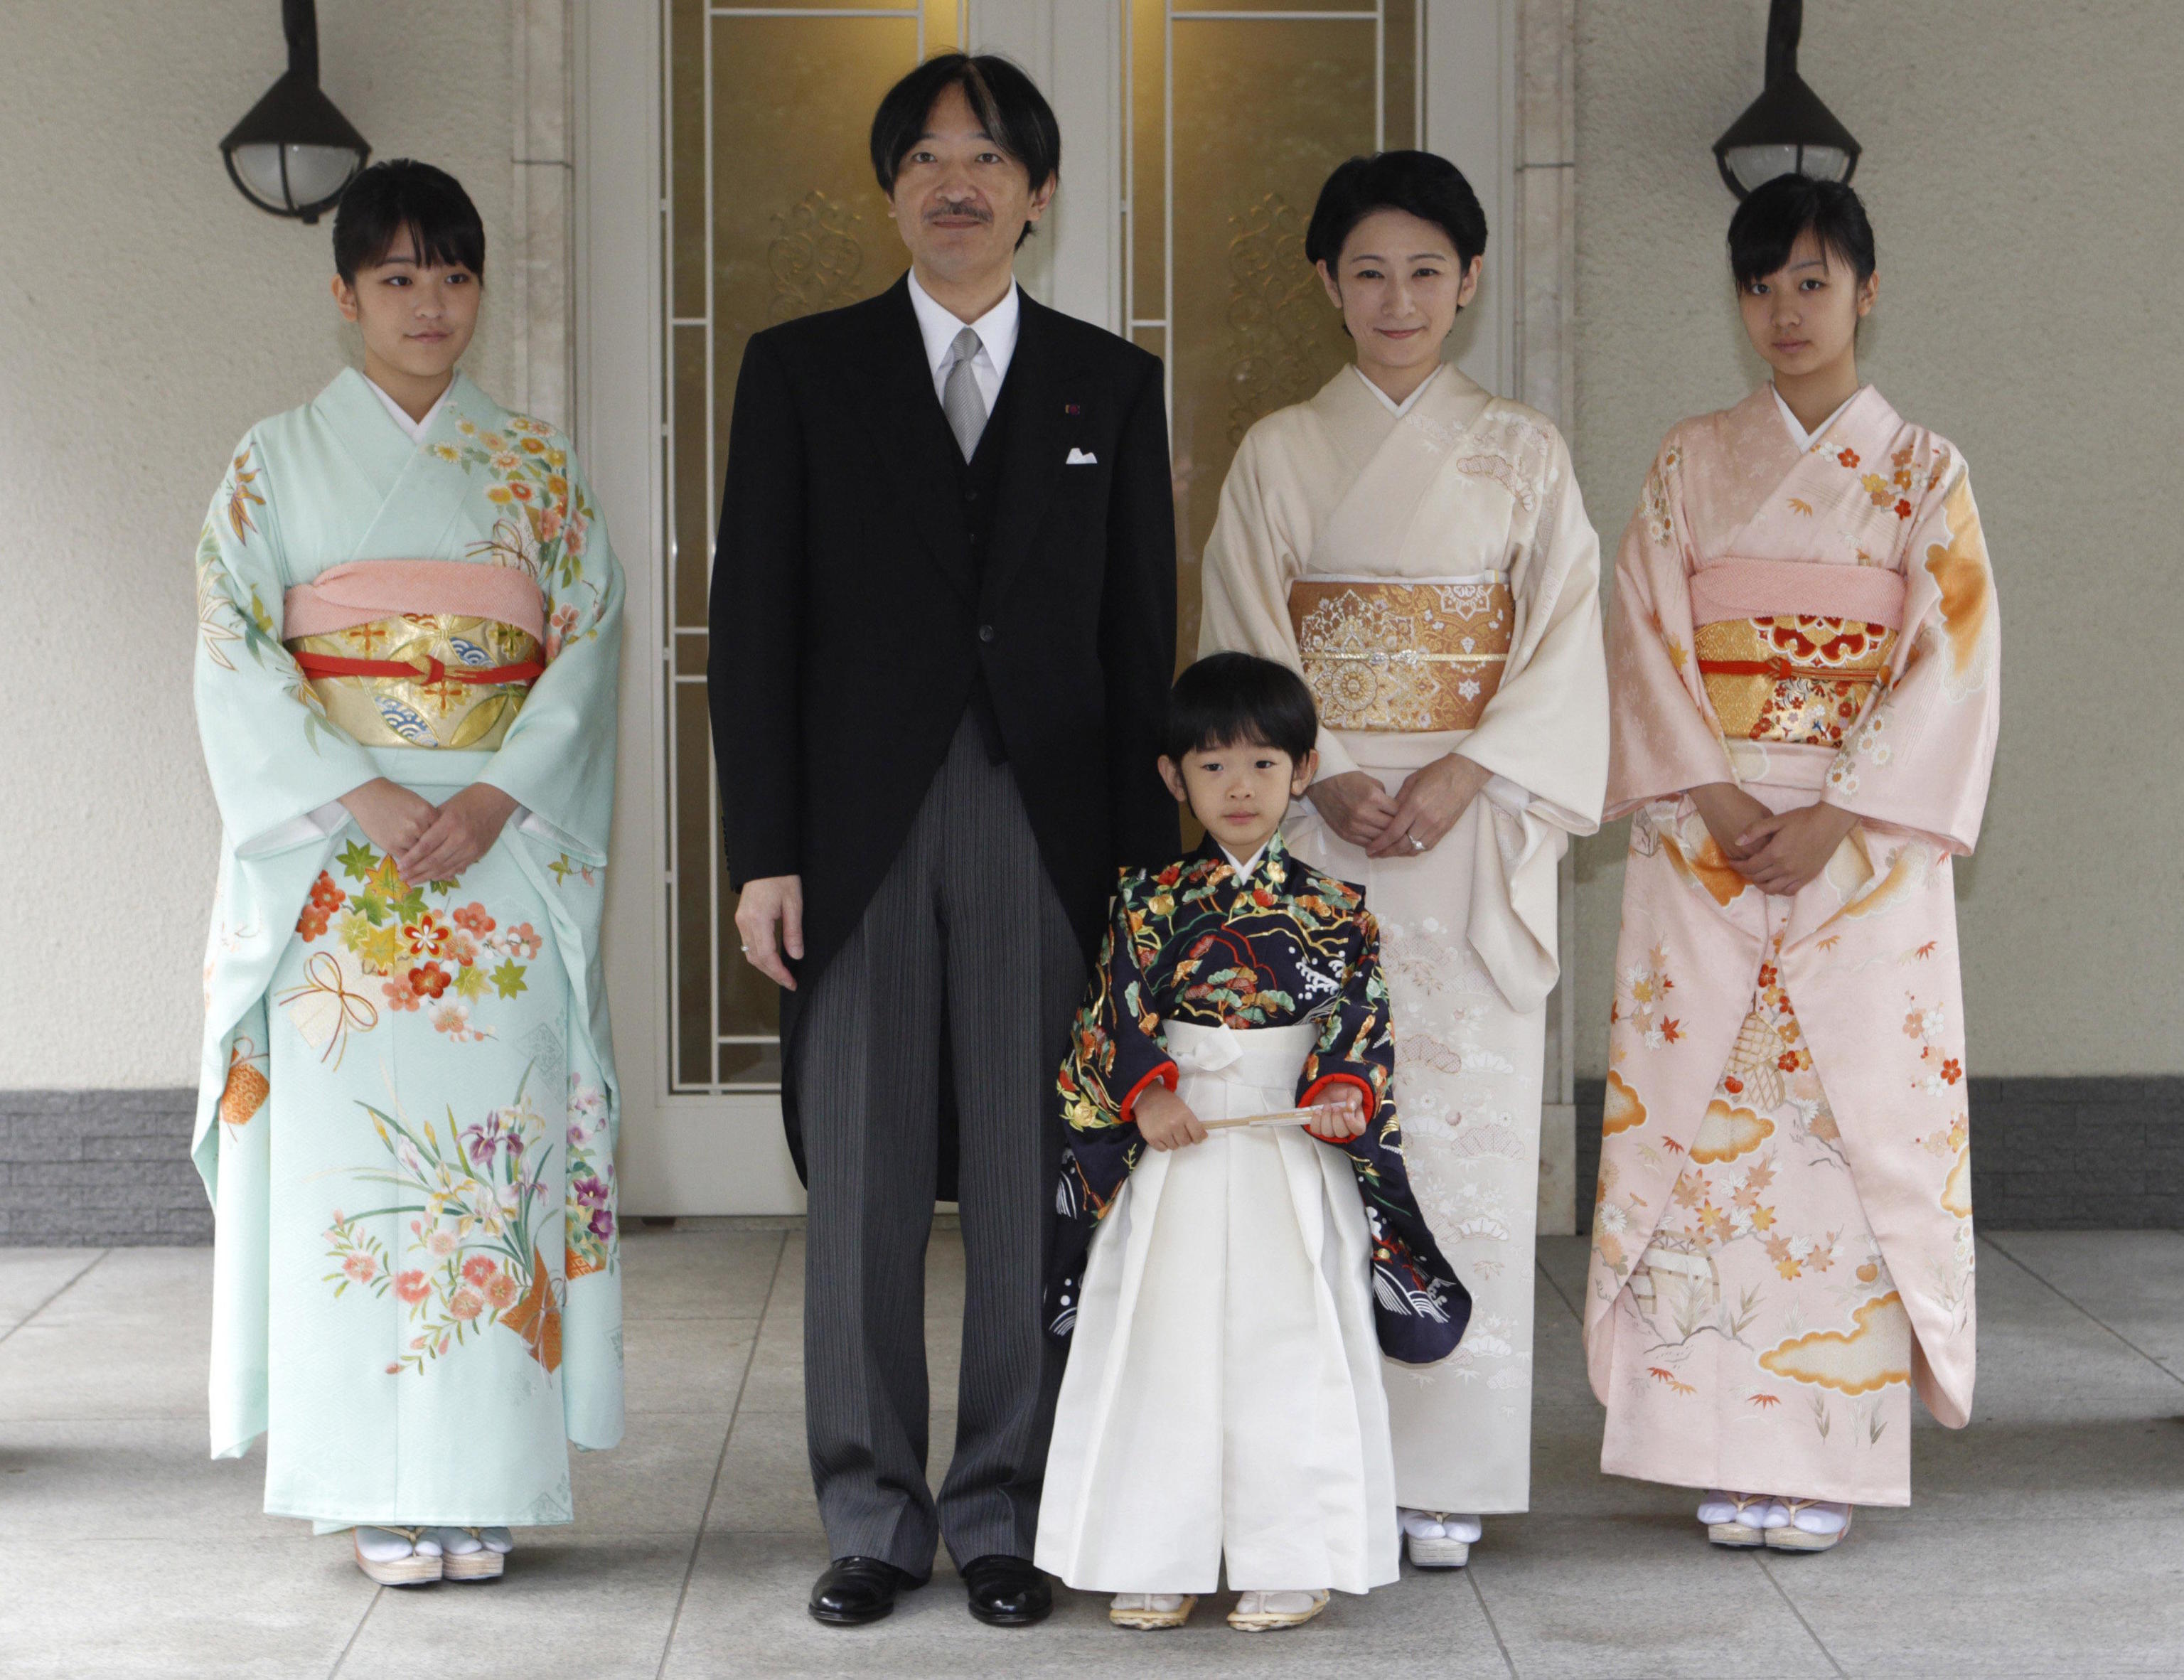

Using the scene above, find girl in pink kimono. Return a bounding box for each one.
[1583,176,2000,1553]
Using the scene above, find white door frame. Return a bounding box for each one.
[569,0,1578,1227]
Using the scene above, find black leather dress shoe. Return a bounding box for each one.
[808,1556,924,1626]
[960,1554,1052,1626]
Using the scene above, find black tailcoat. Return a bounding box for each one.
[708,276,1180,1183]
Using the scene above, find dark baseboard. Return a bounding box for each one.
[1575,1076,2184,1233]
[5,1079,2179,1245]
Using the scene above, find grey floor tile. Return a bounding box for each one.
[1536,1235,1592,1321]
[0,1534,373,1680]
[737,1304,805,1414]
[704,1408,826,1539]
[1967,1238,2184,1424]
[663,1532,1512,1679]
[619,1315,756,1415]
[333,1536,691,1680]
[0,1318,210,1421]
[0,1419,277,1541]
[1986,1230,2184,1374]
[0,1246,107,1333]
[1470,1515,1840,1678]
[620,1224,786,1321]
[26,1245,210,1328]
[565,1410,736,1539]
[1767,1511,2184,1676]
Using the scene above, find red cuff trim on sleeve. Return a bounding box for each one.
[1300,1072,1377,1128]
[1119,1062,1180,1126]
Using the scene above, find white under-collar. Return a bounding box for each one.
[906,269,1021,406]
[365,374,452,445]
[1219,842,1270,879]
[1355,362,1442,418]
[1772,384,1861,451]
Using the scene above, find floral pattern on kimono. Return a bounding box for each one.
[1048,833,1469,1365]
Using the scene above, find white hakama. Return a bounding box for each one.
[1034,1022,1399,1595]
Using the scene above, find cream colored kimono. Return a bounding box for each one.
[1584,385,1999,1506]
[1200,365,1609,1513]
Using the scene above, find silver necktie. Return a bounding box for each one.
[942,325,988,461]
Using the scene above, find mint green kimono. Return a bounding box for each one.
[191,368,624,1527]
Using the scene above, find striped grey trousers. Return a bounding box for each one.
[795,716,1086,1573]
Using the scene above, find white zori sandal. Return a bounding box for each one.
[1766,1500,1851,1552]
[1228,1590,1330,1632]
[1108,1593,1196,1630]
[1696,1490,1787,1548]
[1400,1508,1483,1568]
[353,1526,442,1585]
[426,1526,513,1580]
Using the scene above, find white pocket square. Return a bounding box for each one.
[1066,447,1098,465]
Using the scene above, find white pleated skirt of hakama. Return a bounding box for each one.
[1034,1022,1398,1595]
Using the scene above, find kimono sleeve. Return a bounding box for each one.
[192,431,380,855]
[1056,880,1179,1135]
[1199,428,1363,781]
[1603,433,1737,818]
[1822,458,2000,852]
[1455,427,1609,833]
[1298,908,1395,1128]
[476,439,625,865]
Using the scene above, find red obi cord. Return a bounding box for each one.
[292,651,545,687]
[1696,657,1880,683]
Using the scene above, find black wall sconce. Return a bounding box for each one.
[219,0,370,223]
[1713,0,1861,198]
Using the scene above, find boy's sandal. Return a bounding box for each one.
[353,1526,443,1586]
[427,1526,508,1581]
[1228,1589,1330,1632]
[1108,1593,1196,1630]
[1766,1501,1851,1552]
[1401,1509,1474,1569]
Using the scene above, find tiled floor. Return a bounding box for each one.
[4,1225,2180,1679]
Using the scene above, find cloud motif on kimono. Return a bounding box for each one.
[1759,1291,1912,1395]
[1602,1070,1648,1135]
[1923,477,1996,695]
[1942,1147,1972,1219]
[1689,1099,1772,1165]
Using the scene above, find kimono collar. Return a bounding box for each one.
[318,366,493,482]
[1189,828,1290,894]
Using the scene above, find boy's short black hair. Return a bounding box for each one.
[332,159,486,284]
[1164,653,1318,766]
[1305,149,1488,273]
[869,53,1060,249]
[1727,173,1875,289]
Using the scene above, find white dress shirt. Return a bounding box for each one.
[365,373,452,444]
[906,268,1020,413]
[1354,361,1442,419]
[1772,383,1861,451]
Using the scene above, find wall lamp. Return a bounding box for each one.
[1713,0,1861,198]
[219,0,370,224]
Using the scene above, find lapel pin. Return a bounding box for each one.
[1064,402,1082,414]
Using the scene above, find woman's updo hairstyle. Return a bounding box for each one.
[1727,173,1875,289]
[332,159,487,284]
[1304,150,1488,273]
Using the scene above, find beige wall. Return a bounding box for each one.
[0,0,515,1086]
[1567,0,2183,1079]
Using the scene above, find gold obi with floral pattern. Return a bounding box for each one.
[1288,575,1514,733]
[1696,615,1897,749]
[286,613,542,750]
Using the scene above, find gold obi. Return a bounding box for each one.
[286,613,540,749]
[1695,615,1897,748]
[1288,577,1514,733]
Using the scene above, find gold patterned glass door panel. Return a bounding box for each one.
[1128,1,1418,660]
[663,1,961,1092]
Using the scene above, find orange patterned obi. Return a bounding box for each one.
[1288,575,1513,733]
[1696,616,1897,749]
[283,560,547,751]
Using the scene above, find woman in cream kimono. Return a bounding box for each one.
[192,162,624,1584]
[1201,152,1609,1567]
[1584,176,1999,1552]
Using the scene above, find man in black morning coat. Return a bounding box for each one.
[707,54,1177,1628]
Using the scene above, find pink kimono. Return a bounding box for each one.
[1584,385,1999,1506]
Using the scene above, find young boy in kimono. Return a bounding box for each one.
[1032,652,1468,1632]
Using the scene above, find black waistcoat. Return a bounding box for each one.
[956,369,1016,760]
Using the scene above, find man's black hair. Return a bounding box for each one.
[332,159,486,284]
[869,53,1060,250]
[1727,173,1876,289]
[1305,149,1488,274]
[1163,652,1318,766]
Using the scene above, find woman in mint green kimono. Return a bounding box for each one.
[191,161,623,1585]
